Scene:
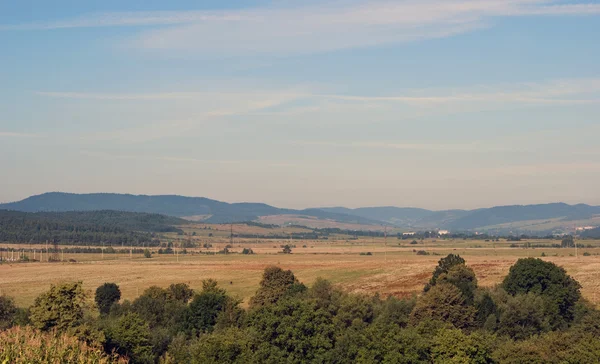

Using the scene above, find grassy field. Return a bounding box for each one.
[2,238,600,308]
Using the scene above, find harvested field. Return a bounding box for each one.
[1,239,600,308]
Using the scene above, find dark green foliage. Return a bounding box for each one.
[0,210,181,246]
[96,283,121,315]
[492,330,600,363]
[184,281,229,335]
[495,292,549,340]
[186,327,256,363]
[475,290,498,328]
[281,245,292,254]
[247,298,335,363]
[250,266,304,308]
[431,328,494,363]
[0,295,18,330]
[241,247,254,255]
[131,287,187,330]
[143,249,152,258]
[167,283,194,303]
[502,258,581,328]
[424,253,465,292]
[410,283,476,329]
[437,264,478,304]
[105,312,154,364]
[29,281,87,332]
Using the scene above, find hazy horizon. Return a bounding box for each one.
[2,1,599,210]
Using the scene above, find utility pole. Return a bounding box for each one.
[384,225,387,262]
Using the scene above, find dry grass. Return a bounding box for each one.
[2,239,600,308]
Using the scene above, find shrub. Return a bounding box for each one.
[0,295,18,330]
[502,258,581,328]
[416,250,429,256]
[143,249,151,258]
[30,281,87,332]
[96,283,122,315]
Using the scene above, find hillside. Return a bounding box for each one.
[0,193,379,225]
[318,204,600,233]
[3,193,598,233]
[0,210,186,245]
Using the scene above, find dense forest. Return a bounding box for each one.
[2,255,600,363]
[0,210,186,246]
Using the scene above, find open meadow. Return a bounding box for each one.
[2,236,600,308]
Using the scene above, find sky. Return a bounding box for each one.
[1,0,599,210]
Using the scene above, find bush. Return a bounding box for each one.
[96,283,122,315]
[0,326,125,363]
[416,250,429,255]
[583,252,591,257]
[502,258,581,329]
[360,252,372,256]
[143,249,152,258]
[242,248,254,255]
[30,281,87,332]
[0,295,18,330]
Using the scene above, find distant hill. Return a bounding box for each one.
[0,193,379,225]
[581,227,600,239]
[0,210,187,245]
[318,204,600,233]
[2,193,598,233]
[446,203,600,230]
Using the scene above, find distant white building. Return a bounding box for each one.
[403,232,416,236]
[576,226,597,231]
[438,230,449,236]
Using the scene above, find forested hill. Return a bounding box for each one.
[321,203,600,232]
[0,210,186,246]
[0,192,380,225]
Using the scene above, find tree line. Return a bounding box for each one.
[0,210,181,246]
[1,255,599,363]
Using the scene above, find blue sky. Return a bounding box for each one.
[1,0,599,209]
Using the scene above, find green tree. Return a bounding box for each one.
[143,249,152,258]
[250,266,305,308]
[0,295,18,330]
[29,281,87,332]
[410,283,476,329]
[187,327,256,364]
[495,292,550,340]
[282,245,292,254]
[424,254,465,292]
[105,312,154,364]
[431,328,494,363]
[437,264,478,304]
[95,283,122,315]
[502,258,581,328]
[247,298,335,363]
[167,283,194,303]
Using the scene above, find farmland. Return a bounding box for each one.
[2,230,599,308]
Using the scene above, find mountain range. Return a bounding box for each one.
[1,192,599,234]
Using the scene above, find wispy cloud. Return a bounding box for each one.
[292,140,483,152]
[80,150,295,167]
[0,132,41,138]
[3,1,599,54]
